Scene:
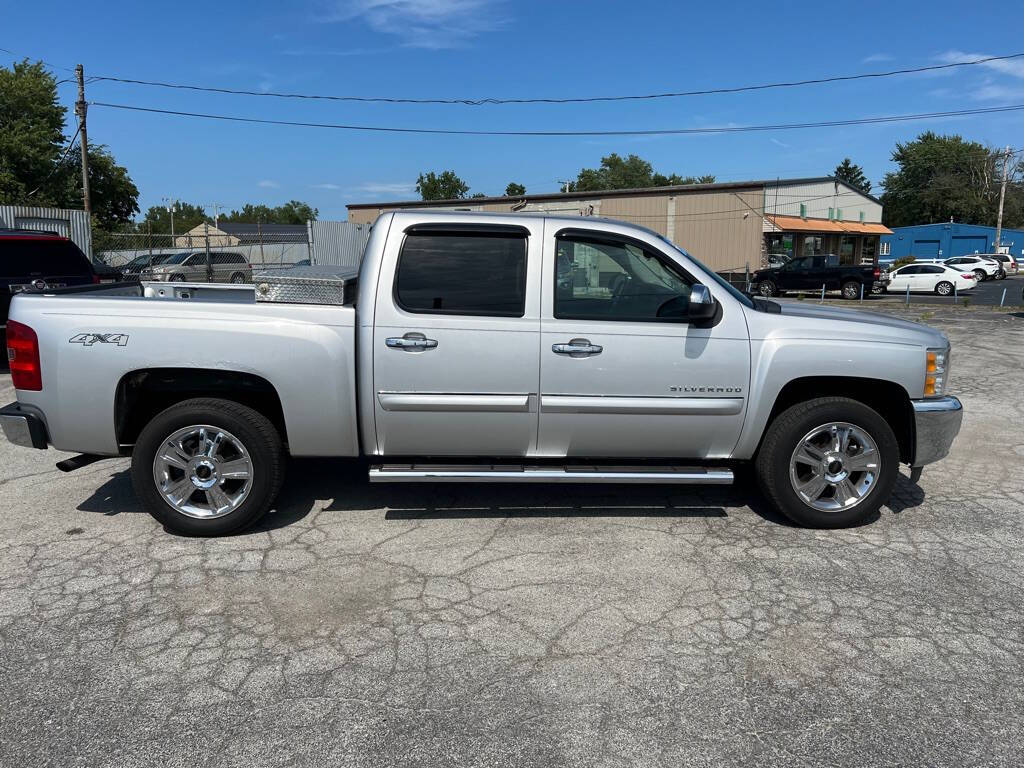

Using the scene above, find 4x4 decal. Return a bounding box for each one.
[69,333,130,347]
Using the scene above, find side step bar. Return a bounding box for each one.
[369,463,733,484]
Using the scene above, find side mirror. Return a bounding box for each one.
[687,283,717,322]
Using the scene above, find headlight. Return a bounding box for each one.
[924,346,950,397]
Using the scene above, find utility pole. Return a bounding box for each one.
[207,202,225,229]
[162,196,178,242]
[74,65,91,216]
[994,145,1011,253]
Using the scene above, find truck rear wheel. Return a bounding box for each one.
[841,280,860,300]
[758,280,777,297]
[131,398,284,536]
[755,397,899,528]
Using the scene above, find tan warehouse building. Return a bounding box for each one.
[347,176,890,273]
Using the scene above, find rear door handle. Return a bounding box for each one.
[552,338,603,357]
[386,333,438,351]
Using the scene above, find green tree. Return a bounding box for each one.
[505,182,526,196]
[0,59,139,225]
[416,170,470,200]
[220,200,319,224]
[0,60,67,206]
[567,153,714,192]
[833,158,871,194]
[63,146,139,229]
[141,202,209,235]
[879,132,1023,228]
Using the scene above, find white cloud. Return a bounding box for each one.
[347,181,418,199]
[971,82,1024,101]
[770,137,791,149]
[862,53,893,64]
[935,50,1024,79]
[258,180,280,188]
[324,0,508,49]
[312,183,342,190]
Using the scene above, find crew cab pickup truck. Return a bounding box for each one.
[753,254,881,299]
[1,212,962,535]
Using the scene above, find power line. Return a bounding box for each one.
[84,52,1024,106]
[89,101,1024,137]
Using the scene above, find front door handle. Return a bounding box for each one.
[386,333,438,351]
[552,338,603,358]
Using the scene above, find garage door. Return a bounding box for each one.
[951,236,987,257]
[912,239,940,258]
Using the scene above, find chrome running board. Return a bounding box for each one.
[368,464,734,484]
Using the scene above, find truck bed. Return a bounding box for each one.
[8,281,360,457]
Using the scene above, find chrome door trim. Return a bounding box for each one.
[377,392,533,412]
[541,395,744,415]
[552,338,603,357]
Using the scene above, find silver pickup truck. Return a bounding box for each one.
[2,211,962,535]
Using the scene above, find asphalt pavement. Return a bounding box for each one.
[1,305,1022,767]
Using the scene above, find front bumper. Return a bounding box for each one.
[911,396,962,467]
[0,401,49,449]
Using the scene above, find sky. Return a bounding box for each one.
[4,0,1024,221]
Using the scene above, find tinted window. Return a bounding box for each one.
[786,257,812,270]
[395,232,527,316]
[896,266,920,275]
[921,265,944,274]
[216,252,245,264]
[0,237,92,277]
[555,234,692,322]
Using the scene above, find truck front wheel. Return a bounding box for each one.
[131,398,285,536]
[755,397,899,528]
[757,280,777,297]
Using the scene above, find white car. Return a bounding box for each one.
[886,263,977,296]
[979,253,1018,275]
[943,256,1004,282]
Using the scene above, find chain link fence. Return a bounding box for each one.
[92,225,311,283]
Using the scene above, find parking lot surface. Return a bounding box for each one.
[1,306,1023,767]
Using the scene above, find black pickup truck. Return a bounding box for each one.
[752,254,881,300]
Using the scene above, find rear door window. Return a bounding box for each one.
[395,231,527,317]
[0,238,92,277]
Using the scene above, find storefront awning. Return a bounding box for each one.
[765,215,892,235]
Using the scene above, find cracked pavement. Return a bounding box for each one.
[1,306,1023,767]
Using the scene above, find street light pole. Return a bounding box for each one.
[162,196,178,242]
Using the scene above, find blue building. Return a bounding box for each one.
[880,222,1024,262]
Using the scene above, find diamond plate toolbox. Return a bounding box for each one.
[253,265,358,305]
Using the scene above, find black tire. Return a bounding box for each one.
[131,398,285,536]
[996,271,1006,281]
[758,280,777,297]
[755,396,899,529]
[935,281,954,296]
[840,280,860,300]
[230,272,246,283]
[973,269,986,283]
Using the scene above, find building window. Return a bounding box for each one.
[801,235,824,257]
[766,233,794,259]
[879,241,891,256]
[839,235,857,265]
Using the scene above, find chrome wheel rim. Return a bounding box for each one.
[152,425,253,519]
[789,422,880,513]
[937,282,952,295]
[842,283,858,298]
[759,282,773,296]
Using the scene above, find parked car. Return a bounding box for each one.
[1,211,963,535]
[943,256,1004,282]
[0,229,97,332]
[120,253,175,279]
[143,251,252,283]
[885,263,976,295]
[980,253,1018,275]
[753,253,880,299]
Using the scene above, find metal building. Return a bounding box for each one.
[346,176,886,273]
[0,204,92,259]
[880,222,1024,261]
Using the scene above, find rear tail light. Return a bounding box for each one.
[873,266,880,279]
[91,273,101,284]
[961,273,974,279]
[6,320,42,391]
